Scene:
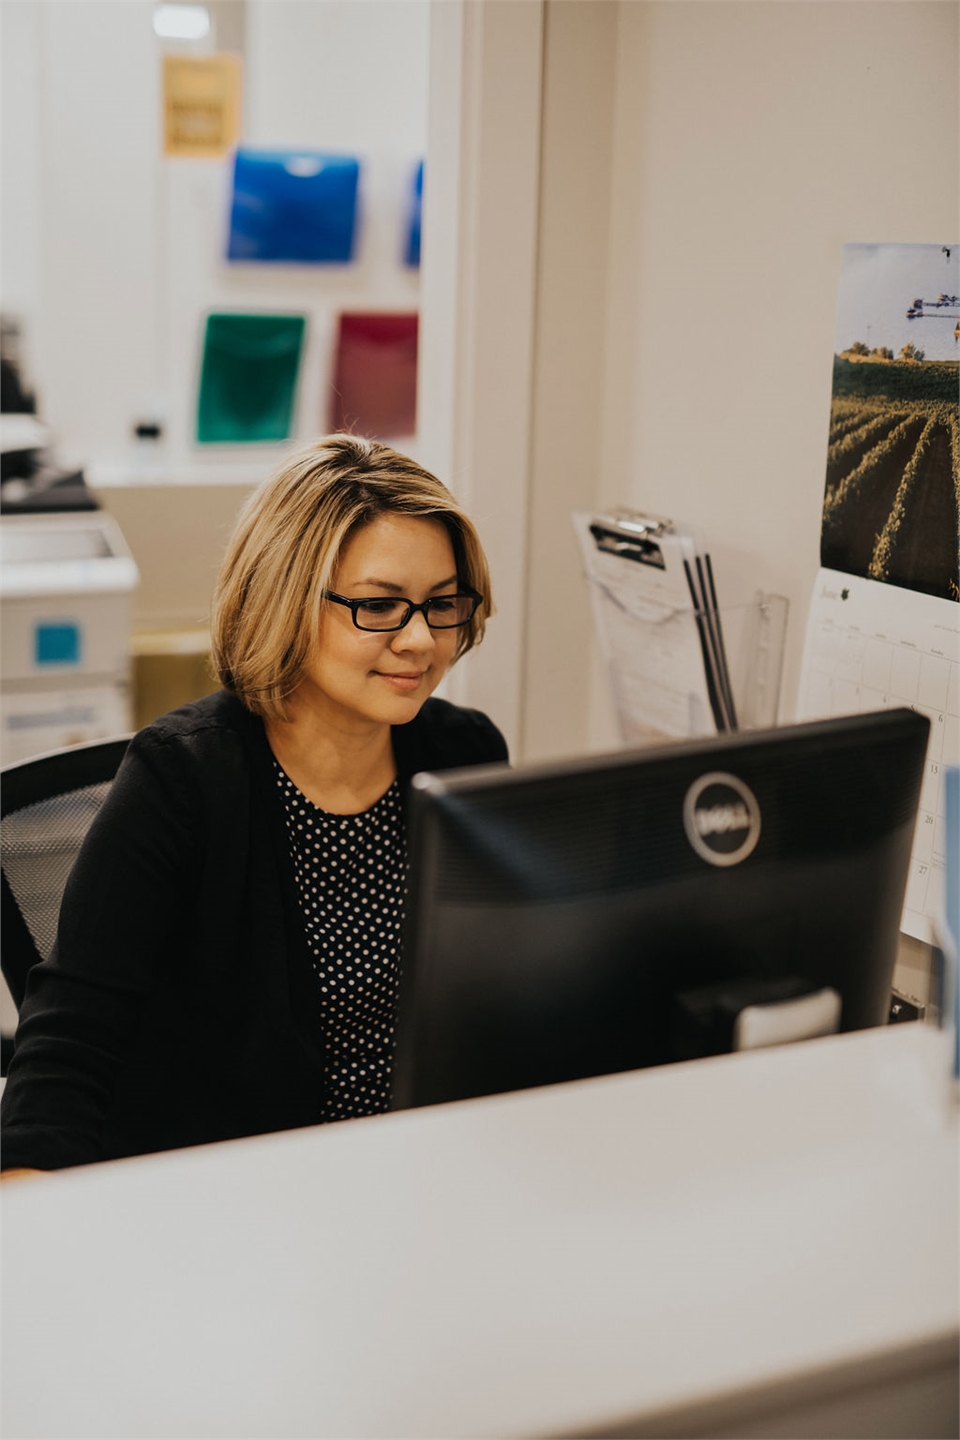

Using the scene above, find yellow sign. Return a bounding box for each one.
[163,54,242,159]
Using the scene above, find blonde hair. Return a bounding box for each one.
[211,434,493,721]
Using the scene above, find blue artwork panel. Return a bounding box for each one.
[35,621,81,666]
[227,148,360,264]
[404,159,423,269]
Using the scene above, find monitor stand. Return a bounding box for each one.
[894,932,940,1022]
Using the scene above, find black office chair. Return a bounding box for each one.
[1,736,132,1074]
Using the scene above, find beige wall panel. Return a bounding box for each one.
[95,484,254,629]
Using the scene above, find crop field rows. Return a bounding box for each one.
[822,393,960,601]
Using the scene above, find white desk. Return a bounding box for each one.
[3,1023,957,1439]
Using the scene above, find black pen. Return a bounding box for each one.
[683,557,726,733]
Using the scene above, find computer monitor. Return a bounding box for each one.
[392,708,929,1109]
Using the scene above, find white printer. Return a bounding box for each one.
[1,511,139,763]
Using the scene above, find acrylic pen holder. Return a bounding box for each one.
[594,590,789,749]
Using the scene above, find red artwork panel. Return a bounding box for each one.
[329,312,418,439]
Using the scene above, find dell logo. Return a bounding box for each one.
[694,802,752,838]
[683,772,761,867]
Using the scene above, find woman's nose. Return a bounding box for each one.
[391,609,435,651]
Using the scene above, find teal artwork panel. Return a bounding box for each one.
[196,313,306,443]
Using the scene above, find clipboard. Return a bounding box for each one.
[573,510,745,745]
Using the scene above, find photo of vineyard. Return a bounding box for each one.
[821,355,959,602]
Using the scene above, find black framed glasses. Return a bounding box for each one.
[323,588,482,632]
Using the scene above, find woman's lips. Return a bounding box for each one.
[375,671,426,692]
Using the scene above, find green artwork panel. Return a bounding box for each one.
[197,313,306,443]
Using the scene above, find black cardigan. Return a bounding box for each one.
[1,690,508,1171]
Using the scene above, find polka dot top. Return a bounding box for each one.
[273,761,407,1122]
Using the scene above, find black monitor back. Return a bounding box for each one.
[393,709,929,1109]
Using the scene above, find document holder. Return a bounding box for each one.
[574,510,788,747]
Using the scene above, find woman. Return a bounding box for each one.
[1,435,508,1171]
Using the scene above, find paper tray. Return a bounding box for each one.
[595,590,789,747]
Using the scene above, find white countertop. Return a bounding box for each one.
[86,456,283,489]
[2,1022,957,1439]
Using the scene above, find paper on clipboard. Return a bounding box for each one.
[573,512,718,743]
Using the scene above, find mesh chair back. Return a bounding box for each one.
[1,737,131,1009]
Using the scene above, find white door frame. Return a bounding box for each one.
[418,0,545,759]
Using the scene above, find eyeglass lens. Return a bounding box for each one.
[354,595,476,630]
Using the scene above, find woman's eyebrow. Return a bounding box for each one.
[354,575,460,594]
[355,578,404,593]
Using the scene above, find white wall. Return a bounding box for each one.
[1,2,161,466]
[155,0,427,471]
[0,1,41,330]
[0,0,428,477]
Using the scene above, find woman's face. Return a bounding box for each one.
[295,512,462,732]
